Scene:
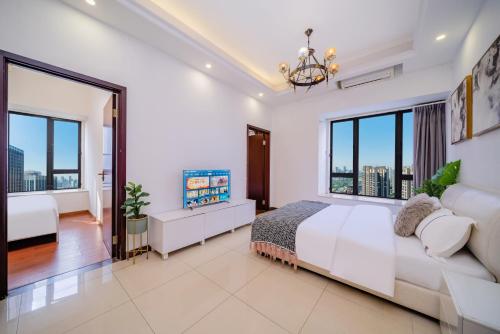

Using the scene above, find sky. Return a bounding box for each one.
[9,113,79,174]
[331,112,413,172]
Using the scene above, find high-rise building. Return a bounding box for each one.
[8,145,24,193]
[402,166,414,199]
[362,166,391,197]
[54,174,78,189]
[24,170,47,192]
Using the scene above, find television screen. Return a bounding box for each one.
[183,170,231,208]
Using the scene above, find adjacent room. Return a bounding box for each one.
[1,0,499,334]
[7,65,114,289]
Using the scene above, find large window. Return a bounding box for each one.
[8,112,81,193]
[330,110,413,199]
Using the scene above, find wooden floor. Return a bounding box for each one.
[8,211,111,290]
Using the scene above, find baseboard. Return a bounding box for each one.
[59,210,91,218]
[8,233,57,251]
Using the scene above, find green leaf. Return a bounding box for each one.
[122,181,151,215]
[432,160,461,186]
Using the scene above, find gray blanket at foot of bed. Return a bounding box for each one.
[251,200,330,253]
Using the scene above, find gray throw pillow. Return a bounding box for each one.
[394,193,439,237]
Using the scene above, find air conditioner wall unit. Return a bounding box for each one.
[338,64,402,89]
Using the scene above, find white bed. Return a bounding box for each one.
[294,184,500,320]
[395,235,495,291]
[8,195,59,242]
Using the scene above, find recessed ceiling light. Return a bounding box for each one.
[86,0,96,6]
[205,63,212,69]
[258,92,264,97]
[436,34,446,41]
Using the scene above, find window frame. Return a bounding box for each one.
[8,111,82,192]
[329,109,413,199]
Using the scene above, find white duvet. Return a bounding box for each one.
[8,195,59,242]
[296,204,395,297]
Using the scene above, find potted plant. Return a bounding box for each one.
[416,160,461,198]
[121,182,151,261]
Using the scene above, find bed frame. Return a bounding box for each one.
[299,261,443,319]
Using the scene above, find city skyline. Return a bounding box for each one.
[8,144,79,192]
[332,164,414,199]
[331,112,413,172]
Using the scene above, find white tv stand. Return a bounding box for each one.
[149,199,256,259]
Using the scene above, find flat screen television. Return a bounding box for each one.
[183,170,231,208]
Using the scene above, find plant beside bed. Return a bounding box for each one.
[416,160,461,198]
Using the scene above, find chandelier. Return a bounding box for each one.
[278,28,339,91]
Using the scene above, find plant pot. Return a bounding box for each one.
[127,215,148,234]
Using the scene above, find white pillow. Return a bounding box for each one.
[429,196,442,210]
[415,208,475,257]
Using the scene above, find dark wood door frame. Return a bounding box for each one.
[0,50,127,299]
[246,124,270,211]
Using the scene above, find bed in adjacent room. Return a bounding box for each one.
[250,184,500,320]
[7,195,59,243]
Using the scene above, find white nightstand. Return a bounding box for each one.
[440,270,500,334]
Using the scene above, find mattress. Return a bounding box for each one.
[395,235,495,291]
[8,195,59,242]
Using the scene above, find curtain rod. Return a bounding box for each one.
[413,100,447,108]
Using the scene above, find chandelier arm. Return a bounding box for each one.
[311,54,324,73]
[308,56,313,82]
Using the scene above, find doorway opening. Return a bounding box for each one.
[247,125,270,214]
[0,51,127,298]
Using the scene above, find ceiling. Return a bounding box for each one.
[61,0,484,105]
[9,65,111,119]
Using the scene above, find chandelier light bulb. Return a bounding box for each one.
[278,62,289,74]
[328,63,339,74]
[298,47,309,60]
[314,74,324,82]
[324,48,336,61]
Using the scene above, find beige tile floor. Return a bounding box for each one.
[1,225,440,334]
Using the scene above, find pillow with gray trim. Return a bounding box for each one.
[415,208,475,257]
[394,193,440,237]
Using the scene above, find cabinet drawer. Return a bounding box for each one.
[234,202,255,228]
[164,215,205,252]
[205,208,235,238]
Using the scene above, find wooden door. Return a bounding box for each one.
[247,125,270,211]
[101,94,116,256]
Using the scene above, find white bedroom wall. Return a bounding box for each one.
[0,0,271,214]
[448,0,500,194]
[270,64,454,212]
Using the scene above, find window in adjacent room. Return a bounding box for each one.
[8,112,81,192]
[329,109,413,199]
